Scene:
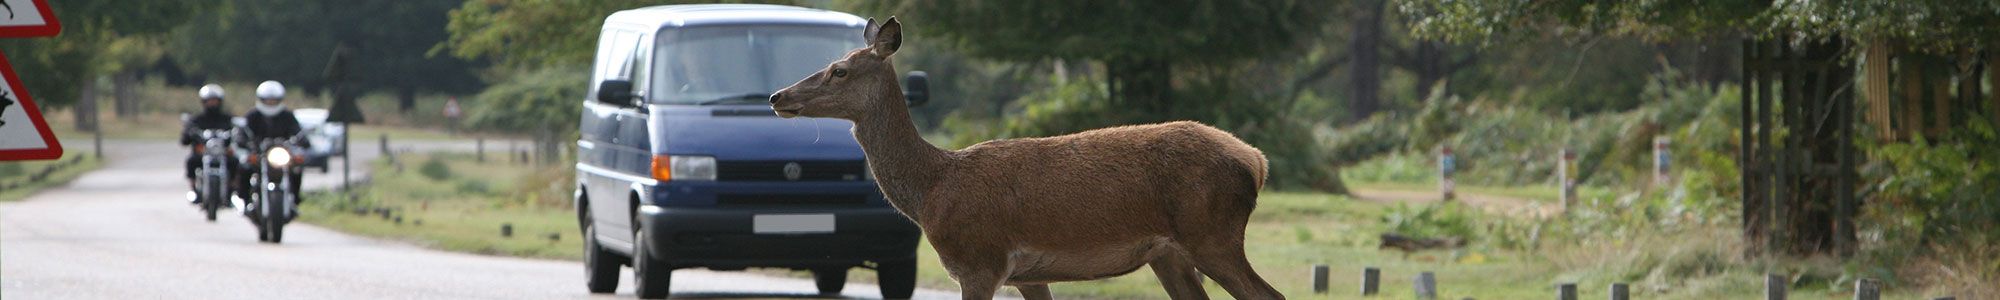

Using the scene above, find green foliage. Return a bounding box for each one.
[947,75,1348,193]
[1337,68,1740,188]
[1862,120,2000,247]
[857,0,1333,65]
[1398,0,2000,54]
[0,0,218,107]
[441,0,798,68]
[1380,203,1477,240]
[419,157,453,181]
[170,0,483,95]
[465,67,584,135]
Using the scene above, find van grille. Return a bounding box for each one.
[717,194,867,206]
[716,160,867,181]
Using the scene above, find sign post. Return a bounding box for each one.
[0,0,61,161]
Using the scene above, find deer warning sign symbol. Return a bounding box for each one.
[0,0,59,161]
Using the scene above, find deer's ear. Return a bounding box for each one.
[863,17,879,41]
[868,17,902,57]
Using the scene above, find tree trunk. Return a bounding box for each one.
[1899,55,1925,139]
[398,86,416,113]
[1863,40,1894,141]
[75,76,97,132]
[1104,58,1172,115]
[1990,53,1999,126]
[1412,40,1445,99]
[1347,0,1384,122]
[113,71,138,118]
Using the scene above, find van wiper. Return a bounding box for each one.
[695,93,771,106]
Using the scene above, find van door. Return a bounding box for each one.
[580,27,647,247]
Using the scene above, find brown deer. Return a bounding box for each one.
[769,17,1282,300]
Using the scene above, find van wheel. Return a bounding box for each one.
[582,214,620,294]
[813,268,847,295]
[878,259,917,299]
[632,226,672,299]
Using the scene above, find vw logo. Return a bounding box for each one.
[782,162,803,181]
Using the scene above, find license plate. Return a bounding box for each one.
[753,214,834,234]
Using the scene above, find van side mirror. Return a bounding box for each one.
[903,71,929,107]
[597,80,634,107]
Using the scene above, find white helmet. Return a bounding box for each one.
[197,84,224,100]
[256,80,286,100]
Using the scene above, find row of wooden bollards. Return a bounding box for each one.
[499,222,562,242]
[1313,266,1953,300]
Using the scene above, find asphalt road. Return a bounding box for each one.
[2,139,966,299]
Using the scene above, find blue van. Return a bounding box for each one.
[573,5,925,299]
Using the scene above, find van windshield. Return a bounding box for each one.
[652,25,862,105]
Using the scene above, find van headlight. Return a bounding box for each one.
[267,147,294,167]
[651,155,715,181]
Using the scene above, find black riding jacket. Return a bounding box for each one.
[242,109,310,148]
[181,109,236,147]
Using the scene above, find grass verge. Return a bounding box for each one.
[300,152,581,260]
[0,151,101,202]
[292,153,1942,299]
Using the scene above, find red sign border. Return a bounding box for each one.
[0,0,60,38]
[0,50,62,160]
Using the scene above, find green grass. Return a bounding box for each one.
[300,153,581,260]
[290,153,1944,299]
[0,151,101,202]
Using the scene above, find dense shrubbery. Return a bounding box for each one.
[943,76,1348,193]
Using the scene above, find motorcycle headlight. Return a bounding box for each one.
[267,147,294,167]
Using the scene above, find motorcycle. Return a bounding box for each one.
[244,136,304,243]
[186,127,236,222]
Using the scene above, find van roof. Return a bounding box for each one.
[606,4,866,29]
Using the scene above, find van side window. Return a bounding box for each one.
[590,29,643,103]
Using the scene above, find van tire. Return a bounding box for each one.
[583,214,620,294]
[813,268,847,295]
[877,259,917,299]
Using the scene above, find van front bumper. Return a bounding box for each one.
[636,205,920,270]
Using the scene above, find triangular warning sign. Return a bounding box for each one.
[0,0,61,38]
[0,51,62,161]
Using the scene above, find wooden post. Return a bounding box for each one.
[1853,278,1879,300]
[476,138,485,162]
[1556,283,1576,300]
[1766,274,1787,300]
[1361,267,1380,296]
[1609,283,1628,300]
[1414,272,1436,300]
[1311,265,1329,294]
[1559,149,1577,212]
[1864,40,1895,141]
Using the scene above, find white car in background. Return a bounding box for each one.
[292,108,344,172]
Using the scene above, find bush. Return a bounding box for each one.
[419,156,453,181]
[945,76,1348,193]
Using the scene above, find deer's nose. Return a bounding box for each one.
[768,92,783,104]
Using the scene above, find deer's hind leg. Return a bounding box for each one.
[1015,284,1052,300]
[1172,192,1282,299]
[1149,249,1210,300]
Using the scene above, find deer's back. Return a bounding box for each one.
[921,121,1265,244]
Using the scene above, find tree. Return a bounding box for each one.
[0,0,216,129]
[440,0,797,69]
[1395,0,2000,256]
[170,0,485,103]
[856,0,1334,113]
[465,67,584,164]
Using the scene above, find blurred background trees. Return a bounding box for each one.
[2,2,1993,283]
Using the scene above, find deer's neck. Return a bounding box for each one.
[852,96,947,220]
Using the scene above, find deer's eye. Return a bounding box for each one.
[832,68,849,78]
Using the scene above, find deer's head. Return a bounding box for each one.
[770,17,903,121]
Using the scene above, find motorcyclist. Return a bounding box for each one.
[181,84,238,205]
[239,80,310,205]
